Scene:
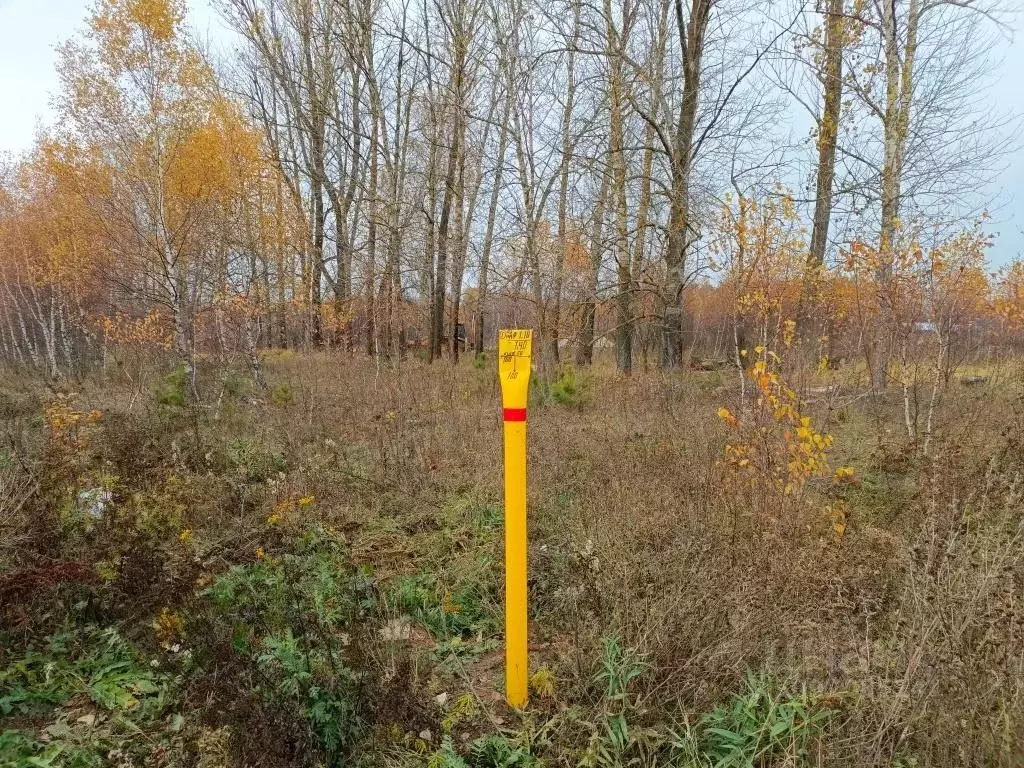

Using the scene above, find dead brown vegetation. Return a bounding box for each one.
[1,354,1022,766]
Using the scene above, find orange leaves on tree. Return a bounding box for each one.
[0,142,108,321]
[102,310,173,348]
[24,0,294,364]
[994,261,1024,330]
[43,397,103,449]
[841,218,995,334]
[713,190,809,348]
[89,0,190,74]
[716,407,738,428]
[564,233,592,272]
[718,346,840,502]
[167,98,264,207]
[128,0,181,41]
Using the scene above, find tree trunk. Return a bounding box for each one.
[807,0,844,274]
[423,128,440,358]
[660,0,710,369]
[802,0,844,337]
[449,147,467,362]
[309,142,326,347]
[365,108,379,356]
[872,0,920,393]
[551,0,581,364]
[577,164,610,366]
[605,0,632,374]
[433,117,461,362]
[476,87,512,356]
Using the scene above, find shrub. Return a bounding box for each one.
[203,528,370,764]
[549,365,591,408]
[153,365,189,409]
[225,438,287,483]
[221,369,252,402]
[271,382,293,406]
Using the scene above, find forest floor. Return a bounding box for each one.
[1,352,1023,767]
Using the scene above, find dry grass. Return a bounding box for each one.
[1,352,1022,766]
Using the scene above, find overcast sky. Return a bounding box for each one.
[0,0,1020,265]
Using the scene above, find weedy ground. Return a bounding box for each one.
[1,351,1022,767]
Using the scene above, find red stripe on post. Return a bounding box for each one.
[503,408,527,422]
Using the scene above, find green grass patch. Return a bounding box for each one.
[0,626,176,767]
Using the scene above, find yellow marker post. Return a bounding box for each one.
[498,329,532,709]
